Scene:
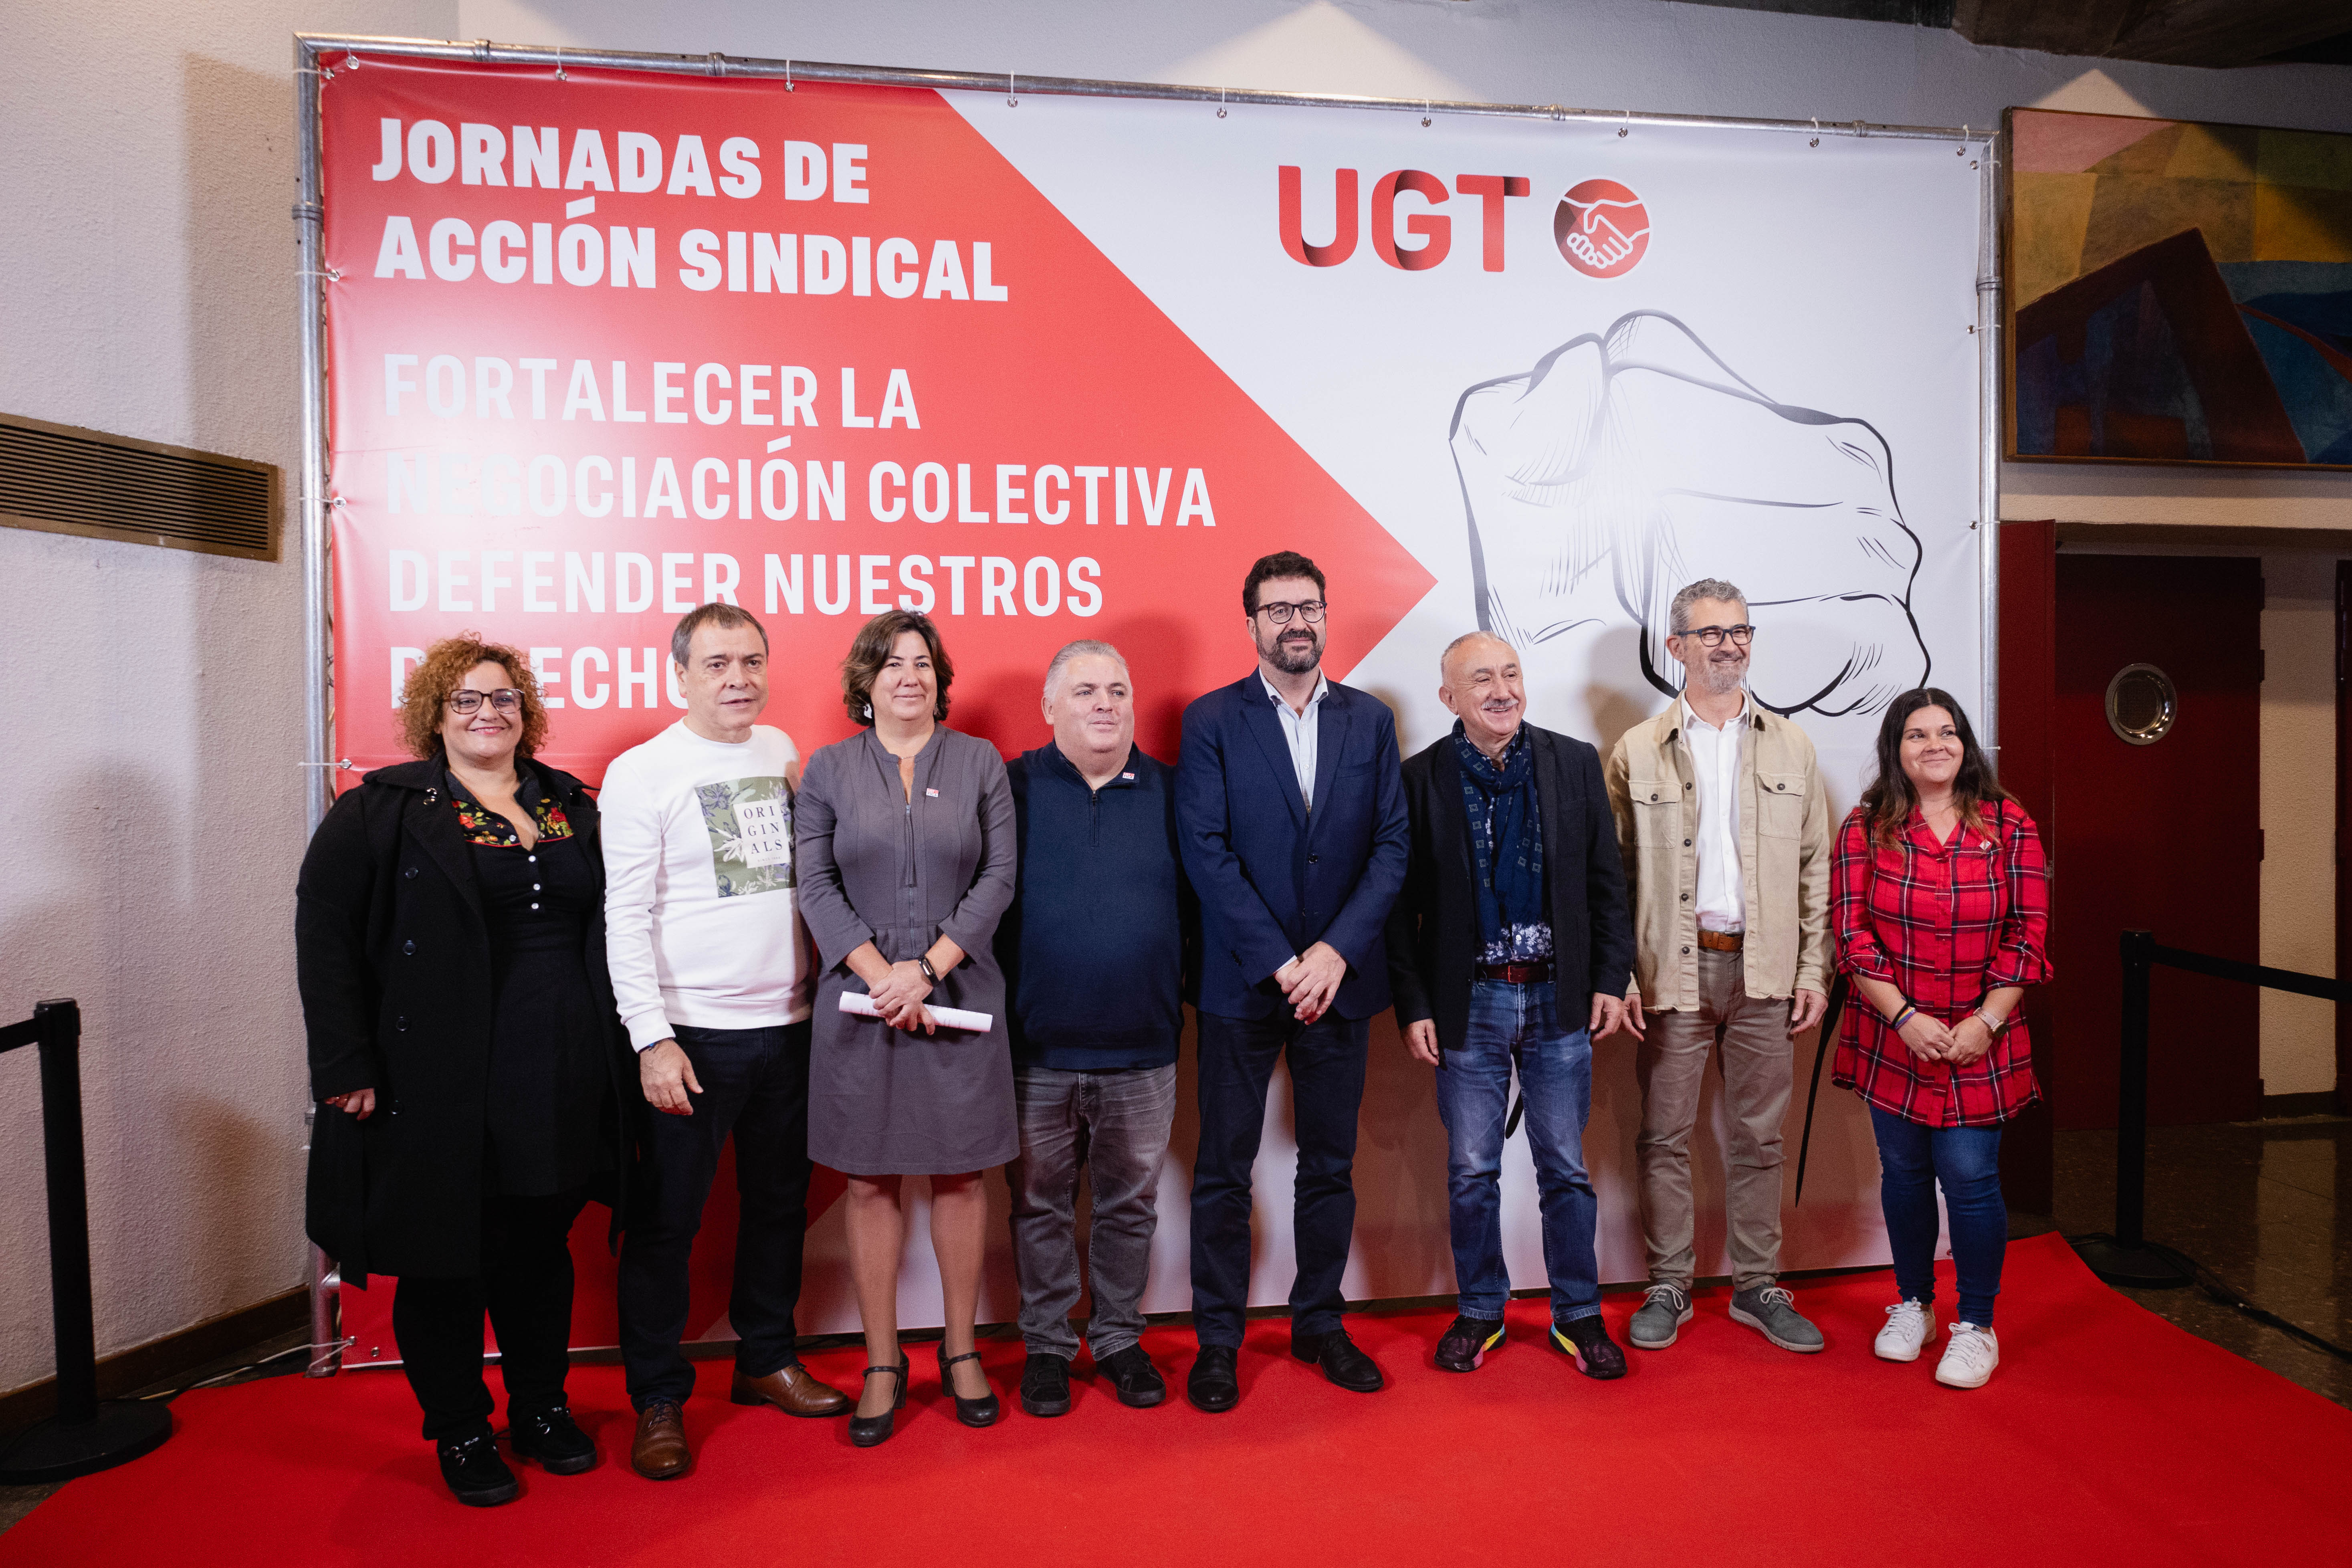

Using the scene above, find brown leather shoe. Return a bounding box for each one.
[729,1362,852,1418]
[630,1398,690,1480]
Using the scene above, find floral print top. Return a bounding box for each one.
[448,773,575,848]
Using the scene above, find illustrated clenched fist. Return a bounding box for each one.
[1449,311,1928,718]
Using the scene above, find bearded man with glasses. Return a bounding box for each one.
[1604,578,1833,1357]
[1174,550,1410,1412]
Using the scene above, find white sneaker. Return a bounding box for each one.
[1874,1299,1938,1362]
[1935,1322,1999,1388]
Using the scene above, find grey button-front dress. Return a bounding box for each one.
[794,724,1019,1174]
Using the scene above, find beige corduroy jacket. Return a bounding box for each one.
[1603,699,1831,1008]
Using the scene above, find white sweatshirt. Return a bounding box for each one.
[601,720,813,1049]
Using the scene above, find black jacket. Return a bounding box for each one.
[297,756,634,1285]
[1384,724,1634,1050]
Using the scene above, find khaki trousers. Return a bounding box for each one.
[1635,949,1792,1293]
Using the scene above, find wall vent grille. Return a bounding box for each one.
[0,412,280,562]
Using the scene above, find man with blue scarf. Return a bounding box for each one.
[1386,632,1634,1378]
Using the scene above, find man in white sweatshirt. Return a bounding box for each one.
[603,603,849,1481]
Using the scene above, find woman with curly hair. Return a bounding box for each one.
[298,635,633,1505]
[793,609,1018,1445]
[1831,688,2050,1390]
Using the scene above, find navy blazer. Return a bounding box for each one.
[1383,724,1634,1052]
[1175,673,1410,1021]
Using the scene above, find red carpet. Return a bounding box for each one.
[6,1235,2344,1565]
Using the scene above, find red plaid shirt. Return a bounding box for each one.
[1831,798,2051,1128]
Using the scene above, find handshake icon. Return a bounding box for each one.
[1450,311,1930,719]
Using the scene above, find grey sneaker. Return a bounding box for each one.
[1729,1284,1825,1353]
[1628,1283,1693,1350]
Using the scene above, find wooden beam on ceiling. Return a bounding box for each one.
[1956,0,2352,67]
[1952,0,2133,58]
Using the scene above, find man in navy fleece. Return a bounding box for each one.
[997,640,1193,1419]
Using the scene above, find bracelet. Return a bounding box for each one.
[1887,1005,1918,1031]
[915,955,939,985]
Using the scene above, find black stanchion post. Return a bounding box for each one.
[2071,932,2193,1287]
[2115,928,2152,1251]
[0,999,175,1484]
[39,999,99,1429]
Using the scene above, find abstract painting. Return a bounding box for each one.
[2006,106,2352,469]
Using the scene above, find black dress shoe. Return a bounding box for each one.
[507,1405,596,1474]
[937,1344,1001,1428]
[1019,1353,1072,1417]
[1552,1317,1628,1380]
[1096,1344,1167,1409]
[1434,1314,1506,1374]
[1291,1327,1384,1392]
[848,1359,908,1448]
[1186,1346,1240,1413]
[436,1432,519,1506]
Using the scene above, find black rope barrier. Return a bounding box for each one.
[2068,930,2352,1365]
[0,999,174,1484]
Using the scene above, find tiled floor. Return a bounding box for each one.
[6,1115,2348,1535]
[2013,1115,2352,1410]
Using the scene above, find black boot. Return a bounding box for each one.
[1019,1352,1072,1417]
[436,1431,519,1506]
[508,1405,597,1474]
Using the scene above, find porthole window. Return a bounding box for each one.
[2106,663,2176,747]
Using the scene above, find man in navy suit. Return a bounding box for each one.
[1175,550,1410,1412]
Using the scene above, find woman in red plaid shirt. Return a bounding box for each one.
[1832,688,2049,1390]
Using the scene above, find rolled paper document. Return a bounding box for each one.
[838,991,993,1033]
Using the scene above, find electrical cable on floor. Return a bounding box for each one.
[2069,1233,2352,1365]
[137,1338,353,1403]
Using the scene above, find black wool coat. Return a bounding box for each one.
[297,756,635,1285]
[1383,723,1635,1051]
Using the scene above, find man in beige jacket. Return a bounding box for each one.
[1605,578,1831,1354]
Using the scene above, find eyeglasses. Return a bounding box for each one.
[448,688,524,714]
[1254,599,1328,626]
[1677,624,1755,648]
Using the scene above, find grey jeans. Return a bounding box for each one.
[1006,1063,1177,1360]
[1635,948,1793,1293]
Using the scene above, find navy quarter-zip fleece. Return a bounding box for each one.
[998,742,1193,1070]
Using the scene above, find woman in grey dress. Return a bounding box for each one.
[795,609,1018,1445]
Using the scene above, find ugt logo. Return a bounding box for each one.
[1555,180,1651,278]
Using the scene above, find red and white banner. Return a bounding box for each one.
[318,54,1986,1352]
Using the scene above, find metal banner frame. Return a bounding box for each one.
[290,30,2002,1374]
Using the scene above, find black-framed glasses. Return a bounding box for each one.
[1678,624,1754,648]
[448,688,524,714]
[1255,599,1327,625]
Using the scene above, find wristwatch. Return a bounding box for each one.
[915,955,939,985]
[1973,1007,2010,1036]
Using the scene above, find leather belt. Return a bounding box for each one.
[1474,961,1555,983]
[1696,929,1744,953]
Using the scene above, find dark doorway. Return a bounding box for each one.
[2340,559,2352,1117]
[2049,554,2263,1129]
[1998,520,2058,1211]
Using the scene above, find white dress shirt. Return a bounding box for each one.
[1682,690,1751,932]
[1262,670,1330,810]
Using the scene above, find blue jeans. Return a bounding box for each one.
[1869,1105,2005,1327]
[1435,982,1599,1325]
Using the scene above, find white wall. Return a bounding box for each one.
[2259,552,2338,1098]
[6,0,2346,1394]
[0,0,458,1398]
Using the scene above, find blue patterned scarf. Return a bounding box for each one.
[1452,723,1550,963]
